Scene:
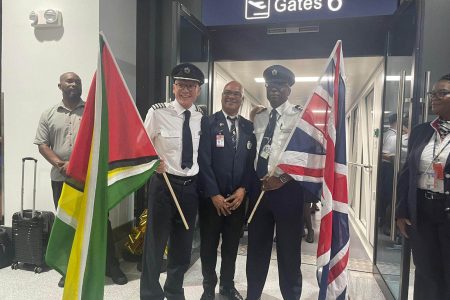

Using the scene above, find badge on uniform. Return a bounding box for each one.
[260,144,271,159]
[216,134,225,148]
[433,162,444,180]
[247,141,252,150]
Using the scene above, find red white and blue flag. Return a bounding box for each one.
[277,41,349,300]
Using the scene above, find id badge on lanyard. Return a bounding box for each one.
[427,133,450,188]
[216,134,225,148]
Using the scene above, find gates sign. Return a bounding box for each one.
[202,0,397,26]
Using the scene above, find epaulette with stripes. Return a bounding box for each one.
[194,104,204,115]
[150,103,167,110]
[255,107,267,114]
[294,105,302,112]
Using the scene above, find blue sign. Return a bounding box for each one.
[202,0,398,26]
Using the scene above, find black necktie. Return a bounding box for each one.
[227,116,237,149]
[256,109,278,179]
[181,110,193,169]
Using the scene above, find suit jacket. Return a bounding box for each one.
[198,111,257,198]
[396,122,450,225]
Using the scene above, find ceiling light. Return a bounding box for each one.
[255,76,334,83]
[386,75,412,81]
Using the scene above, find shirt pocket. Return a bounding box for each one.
[160,129,181,152]
[193,131,201,151]
[277,127,294,145]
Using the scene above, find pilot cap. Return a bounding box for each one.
[263,65,295,87]
[171,63,205,85]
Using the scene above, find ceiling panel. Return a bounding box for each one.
[216,57,383,108]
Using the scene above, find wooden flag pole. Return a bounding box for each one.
[162,172,189,230]
[247,190,265,224]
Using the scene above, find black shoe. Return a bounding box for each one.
[106,264,128,285]
[220,286,243,300]
[306,229,314,243]
[200,290,215,300]
[58,276,65,288]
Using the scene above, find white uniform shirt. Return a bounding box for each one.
[253,101,300,177]
[382,128,397,155]
[144,100,203,177]
[418,131,450,192]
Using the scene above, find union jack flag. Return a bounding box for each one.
[277,41,349,300]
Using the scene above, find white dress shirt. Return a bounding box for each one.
[253,101,301,176]
[418,131,450,192]
[144,100,203,177]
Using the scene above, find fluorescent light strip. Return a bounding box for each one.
[255,76,333,83]
[255,75,413,83]
[386,75,412,81]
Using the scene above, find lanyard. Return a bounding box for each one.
[432,133,450,162]
[425,133,450,173]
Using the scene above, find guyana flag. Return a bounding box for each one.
[45,34,159,299]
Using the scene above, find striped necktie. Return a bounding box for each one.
[227,116,237,149]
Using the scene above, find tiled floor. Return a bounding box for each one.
[0,215,386,300]
[0,254,384,300]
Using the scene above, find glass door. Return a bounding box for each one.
[171,2,211,112]
[374,1,416,299]
[171,2,212,251]
[348,87,376,243]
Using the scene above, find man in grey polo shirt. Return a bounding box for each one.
[35,72,84,208]
[34,72,127,287]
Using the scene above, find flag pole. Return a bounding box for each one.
[247,165,277,224]
[247,191,265,223]
[162,172,190,230]
[247,40,343,224]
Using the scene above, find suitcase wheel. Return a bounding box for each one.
[11,263,19,270]
[34,266,42,274]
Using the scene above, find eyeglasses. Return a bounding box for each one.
[222,90,242,97]
[265,82,289,90]
[175,83,198,91]
[427,90,450,98]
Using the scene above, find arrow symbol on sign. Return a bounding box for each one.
[248,1,267,9]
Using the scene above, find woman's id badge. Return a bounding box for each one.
[216,134,225,147]
[433,162,444,180]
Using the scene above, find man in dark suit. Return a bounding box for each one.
[198,81,256,300]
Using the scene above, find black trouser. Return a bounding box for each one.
[199,195,246,292]
[410,189,450,300]
[51,180,119,270]
[246,180,304,300]
[140,174,199,300]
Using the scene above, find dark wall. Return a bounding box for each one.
[210,16,392,61]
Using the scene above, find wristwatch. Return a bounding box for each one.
[279,173,290,184]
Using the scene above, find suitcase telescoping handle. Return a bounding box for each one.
[21,157,38,218]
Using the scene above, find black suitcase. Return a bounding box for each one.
[11,157,55,273]
[0,226,13,269]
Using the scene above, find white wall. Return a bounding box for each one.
[213,63,260,119]
[2,0,99,226]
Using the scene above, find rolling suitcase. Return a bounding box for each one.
[11,157,54,273]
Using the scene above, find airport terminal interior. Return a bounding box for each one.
[2,0,450,299]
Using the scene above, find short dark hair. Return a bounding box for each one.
[388,113,397,125]
[439,74,450,81]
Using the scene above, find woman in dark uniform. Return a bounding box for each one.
[396,74,450,300]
